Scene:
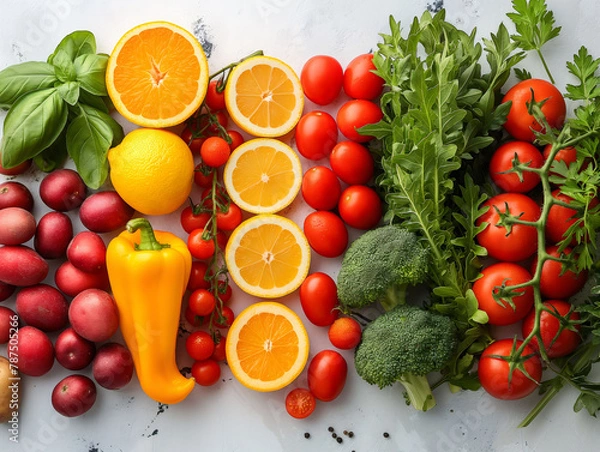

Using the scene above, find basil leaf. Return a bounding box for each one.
[1,87,67,168]
[52,49,77,83]
[0,61,58,109]
[66,104,118,189]
[57,81,80,106]
[33,129,68,172]
[48,30,96,64]
[78,90,110,114]
[74,53,109,96]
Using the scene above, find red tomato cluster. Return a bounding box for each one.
[298,54,385,258]
[476,79,588,401]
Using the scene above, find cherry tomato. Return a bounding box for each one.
[285,388,316,419]
[501,78,566,142]
[216,202,243,231]
[478,339,542,400]
[336,99,383,143]
[187,228,216,260]
[226,130,245,151]
[545,190,599,245]
[201,136,231,168]
[533,246,588,300]
[208,110,229,134]
[308,350,348,402]
[295,111,338,160]
[522,300,581,359]
[205,79,226,111]
[338,185,382,230]
[329,141,374,185]
[303,211,348,258]
[188,288,217,317]
[194,164,216,188]
[299,272,339,326]
[180,206,211,234]
[343,53,384,100]
[186,331,215,361]
[476,193,540,262]
[217,280,233,303]
[472,262,534,326]
[187,261,211,291]
[300,55,343,105]
[180,126,205,154]
[213,305,234,329]
[301,166,342,211]
[489,141,543,193]
[543,144,578,176]
[328,317,362,350]
[184,306,205,327]
[211,333,227,362]
[191,359,221,386]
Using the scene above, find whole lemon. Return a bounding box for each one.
[108,128,194,216]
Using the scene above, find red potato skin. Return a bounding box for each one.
[34,211,74,259]
[51,374,97,417]
[14,325,55,376]
[55,327,96,370]
[0,245,49,286]
[0,281,16,302]
[16,284,69,332]
[54,261,110,297]
[0,305,18,344]
[0,207,37,245]
[0,153,31,175]
[68,289,119,343]
[0,181,34,211]
[39,168,87,211]
[92,342,134,389]
[66,232,107,273]
[79,191,135,233]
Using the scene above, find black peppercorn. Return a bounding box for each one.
[383,432,390,438]
[304,432,310,439]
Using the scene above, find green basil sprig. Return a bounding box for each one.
[0,30,123,189]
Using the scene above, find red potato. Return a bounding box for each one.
[0,306,18,344]
[0,152,31,175]
[15,284,69,332]
[68,289,119,343]
[39,168,87,211]
[0,181,34,211]
[0,207,37,245]
[0,281,16,302]
[55,327,96,370]
[54,261,110,297]
[14,325,55,376]
[51,374,97,418]
[67,232,107,273]
[79,191,135,233]
[92,342,134,390]
[0,245,49,287]
[34,211,73,259]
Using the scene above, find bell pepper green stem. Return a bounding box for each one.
[126,218,170,251]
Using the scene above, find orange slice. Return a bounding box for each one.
[226,301,310,392]
[225,214,310,298]
[224,55,304,137]
[223,138,302,214]
[106,21,209,128]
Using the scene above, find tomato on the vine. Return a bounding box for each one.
[501,78,566,142]
[201,136,231,168]
[186,330,215,361]
[191,359,221,386]
[472,262,534,326]
[489,141,543,193]
[545,190,599,245]
[478,339,542,400]
[187,261,211,291]
[303,210,348,258]
[216,202,243,231]
[336,99,383,143]
[338,185,382,230]
[299,272,339,327]
[307,350,348,402]
[217,280,233,303]
[543,144,578,175]
[476,193,540,262]
[522,300,581,359]
[343,53,384,100]
[226,130,245,151]
[300,55,343,105]
[295,111,338,160]
[194,164,216,188]
[180,206,210,234]
[211,333,227,362]
[187,228,216,260]
[188,288,217,317]
[301,166,342,211]
[533,245,588,299]
[213,305,234,329]
[329,141,374,185]
[285,388,316,419]
[205,79,226,111]
[180,126,204,154]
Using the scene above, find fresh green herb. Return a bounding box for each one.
[0,30,123,189]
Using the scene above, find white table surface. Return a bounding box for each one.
[1,0,599,451]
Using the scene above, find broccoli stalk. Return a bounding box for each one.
[398,374,436,412]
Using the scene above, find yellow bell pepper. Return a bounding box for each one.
[106,218,194,404]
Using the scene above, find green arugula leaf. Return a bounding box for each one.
[48,30,96,64]
[74,53,109,96]
[0,61,58,109]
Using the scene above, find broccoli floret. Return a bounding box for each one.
[354,304,458,411]
[337,225,429,311]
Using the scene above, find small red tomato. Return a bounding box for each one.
[285,388,316,419]
[343,53,384,100]
[180,126,205,155]
[187,228,216,260]
[336,99,383,143]
[180,206,211,234]
[211,333,227,362]
[187,261,211,291]
[545,190,599,245]
[328,317,362,350]
[489,141,543,193]
[217,280,233,303]
[295,111,338,160]
[188,288,217,317]
[193,164,216,188]
[533,246,588,300]
[301,166,342,211]
[543,144,578,176]
[186,330,215,361]
[226,130,245,151]
[303,211,348,258]
[329,141,374,185]
[300,55,344,105]
[201,136,231,168]
[216,202,243,231]
[184,306,205,327]
[191,359,221,386]
[213,306,234,329]
[299,272,339,326]
[338,185,382,230]
[308,350,348,402]
[205,79,226,111]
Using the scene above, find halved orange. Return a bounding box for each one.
[106,21,209,128]
[224,55,304,137]
[226,301,310,392]
[225,214,311,299]
[223,138,302,214]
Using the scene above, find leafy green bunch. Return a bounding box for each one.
[0,31,123,189]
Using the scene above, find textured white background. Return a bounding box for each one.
[1,0,599,451]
